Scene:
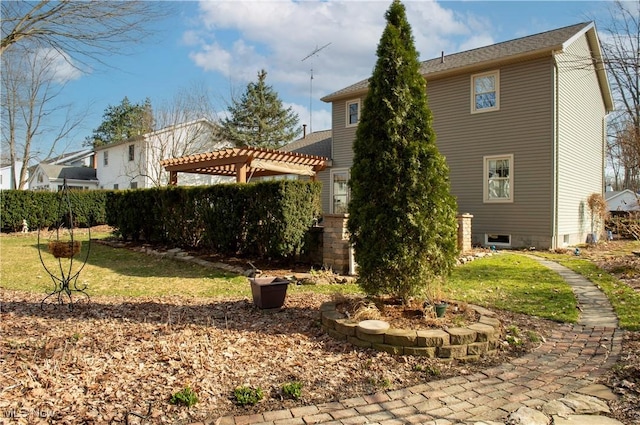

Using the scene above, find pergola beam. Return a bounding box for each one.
[160,146,328,185]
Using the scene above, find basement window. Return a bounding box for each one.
[485,234,511,247]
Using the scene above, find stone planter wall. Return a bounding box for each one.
[319,302,503,361]
[321,213,474,275]
[322,214,351,275]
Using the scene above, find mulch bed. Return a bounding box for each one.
[1,289,555,425]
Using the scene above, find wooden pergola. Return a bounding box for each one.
[160,146,329,184]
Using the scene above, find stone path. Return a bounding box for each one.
[202,256,626,425]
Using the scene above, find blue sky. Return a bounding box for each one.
[45,0,612,157]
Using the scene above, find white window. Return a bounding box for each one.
[130,182,138,189]
[472,70,499,113]
[346,99,360,127]
[103,151,109,166]
[128,144,135,162]
[484,154,513,203]
[331,169,350,214]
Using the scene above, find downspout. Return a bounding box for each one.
[552,54,560,249]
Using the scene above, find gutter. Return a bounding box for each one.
[552,53,560,249]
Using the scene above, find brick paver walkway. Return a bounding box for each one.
[210,256,624,425]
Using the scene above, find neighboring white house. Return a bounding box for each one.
[605,189,639,212]
[24,149,97,191]
[0,161,24,190]
[95,119,230,189]
[28,163,99,191]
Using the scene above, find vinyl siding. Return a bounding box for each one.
[324,35,608,248]
[429,58,555,247]
[320,100,359,214]
[316,167,332,215]
[331,100,358,169]
[556,34,606,245]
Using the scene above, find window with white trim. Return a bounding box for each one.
[331,169,350,214]
[346,99,360,127]
[484,154,513,202]
[103,150,109,166]
[472,70,499,113]
[128,144,135,162]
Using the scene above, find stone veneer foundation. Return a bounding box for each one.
[320,302,503,360]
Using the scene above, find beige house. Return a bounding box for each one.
[318,22,614,249]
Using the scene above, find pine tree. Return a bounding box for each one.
[87,97,155,147]
[347,0,459,302]
[220,69,300,149]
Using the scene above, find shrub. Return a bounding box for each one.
[347,1,458,301]
[282,381,302,400]
[169,386,198,407]
[1,189,107,232]
[233,385,264,406]
[105,180,321,258]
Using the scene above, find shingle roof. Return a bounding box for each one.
[281,130,332,158]
[45,149,93,165]
[39,164,97,181]
[322,22,593,102]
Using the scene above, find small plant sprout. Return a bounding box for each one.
[170,386,198,407]
[282,381,303,400]
[234,385,264,406]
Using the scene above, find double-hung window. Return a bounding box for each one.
[472,70,499,113]
[331,169,350,214]
[346,99,360,127]
[484,154,513,202]
[128,144,135,162]
[103,151,109,166]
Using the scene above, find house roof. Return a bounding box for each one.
[160,146,329,183]
[281,130,332,158]
[36,164,97,181]
[93,118,217,151]
[45,149,93,165]
[605,189,640,211]
[321,22,613,112]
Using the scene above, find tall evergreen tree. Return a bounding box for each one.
[347,0,459,302]
[220,69,300,149]
[86,97,154,147]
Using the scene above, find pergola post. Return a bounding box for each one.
[235,162,247,183]
[169,171,178,186]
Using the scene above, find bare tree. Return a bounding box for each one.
[1,1,168,70]
[600,0,640,190]
[1,1,168,189]
[1,46,84,189]
[128,83,227,187]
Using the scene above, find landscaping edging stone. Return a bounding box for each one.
[319,301,503,360]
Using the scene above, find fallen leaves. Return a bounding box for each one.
[0,287,632,424]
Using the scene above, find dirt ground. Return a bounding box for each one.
[1,235,638,424]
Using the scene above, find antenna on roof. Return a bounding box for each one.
[302,42,331,133]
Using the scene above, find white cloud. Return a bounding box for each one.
[187,1,492,103]
[35,48,83,84]
[287,101,332,133]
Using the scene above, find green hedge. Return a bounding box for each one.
[2,181,322,259]
[0,190,107,231]
[106,180,322,259]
